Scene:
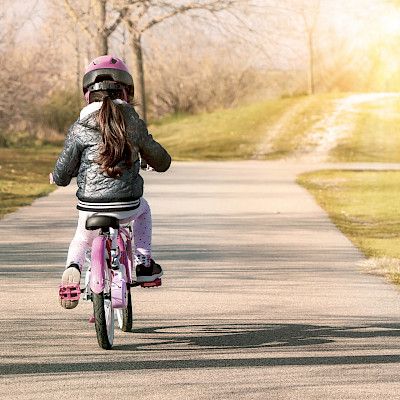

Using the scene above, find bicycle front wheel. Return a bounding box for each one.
[93,292,114,350]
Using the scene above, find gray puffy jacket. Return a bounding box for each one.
[52,103,171,205]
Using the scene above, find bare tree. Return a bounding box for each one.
[122,0,250,121]
[264,0,320,95]
[59,0,264,120]
[298,0,320,95]
[0,0,46,138]
[145,32,265,118]
[63,0,129,55]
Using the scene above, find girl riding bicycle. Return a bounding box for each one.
[52,55,171,309]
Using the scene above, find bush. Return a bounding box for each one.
[146,59,265,119]
[0,90,82,148]
[35,89,82,134]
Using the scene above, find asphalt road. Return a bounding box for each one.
[1,161,399,399]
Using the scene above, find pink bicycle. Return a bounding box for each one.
[60,214,161,350]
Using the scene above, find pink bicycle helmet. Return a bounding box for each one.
[83,55,134,102]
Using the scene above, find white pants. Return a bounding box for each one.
[66,198,152,269]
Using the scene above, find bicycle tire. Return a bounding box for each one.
[93,292,114,350]
[117,288,133,332]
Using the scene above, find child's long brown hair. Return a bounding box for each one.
[90,90,133,178]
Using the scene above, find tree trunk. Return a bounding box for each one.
[132,35,147,122]
[98,34,108,55]
[75,27,82,105]
[97,0,108,55]
[307,31,315,95]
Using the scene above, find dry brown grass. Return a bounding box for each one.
[359,257,400,285]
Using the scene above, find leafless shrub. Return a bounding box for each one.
[0,2,85,144]
[142,24,267,119]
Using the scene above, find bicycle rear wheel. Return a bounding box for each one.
[116,288,133,332]
[93,291,114,349]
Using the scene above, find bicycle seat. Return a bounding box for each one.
[85,215,120,230]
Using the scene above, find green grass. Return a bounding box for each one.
[0,146,60,218]
[150,94,341,160]
[298,169,400,283]
[150,98,294,160]
[331,95,400,162]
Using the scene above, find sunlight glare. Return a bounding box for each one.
[379,13,400,36]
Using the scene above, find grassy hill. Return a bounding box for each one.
[150,94,341,160]
[151,92,400,163]
[331,94,400,163]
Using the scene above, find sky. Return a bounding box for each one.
[8,0,400,75]
[11,0,400,37]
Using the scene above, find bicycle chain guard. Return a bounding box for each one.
[111,271,128,309]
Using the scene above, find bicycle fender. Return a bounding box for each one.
[90,236,106,294]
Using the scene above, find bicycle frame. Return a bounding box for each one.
[89,225,133,309]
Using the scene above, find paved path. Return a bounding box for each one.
[1,161,400,399]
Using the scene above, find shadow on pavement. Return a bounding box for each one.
[1,322,399,376]
[120,322,400,350]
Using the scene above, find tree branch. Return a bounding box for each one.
[138,0,239,33]
[63,0,93,40]
[104,6,130,36]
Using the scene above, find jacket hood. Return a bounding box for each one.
[78,99,128,129]
[79,113,99,130]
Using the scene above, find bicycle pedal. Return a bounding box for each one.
[59,284,81,301]
[140,278,162,288]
